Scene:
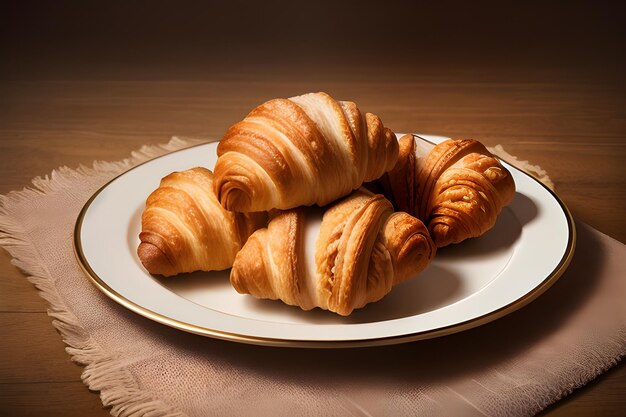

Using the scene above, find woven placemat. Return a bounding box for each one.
[1,137,624,416]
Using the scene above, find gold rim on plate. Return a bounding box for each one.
[73,138,576,348]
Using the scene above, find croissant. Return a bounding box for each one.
[213,92,399,212]
[138,167,266,276]
[380,135,516,247]
[230,189,436,316]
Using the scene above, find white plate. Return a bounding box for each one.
[74,134,575,347]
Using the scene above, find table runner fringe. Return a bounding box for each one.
[0,136,204,417]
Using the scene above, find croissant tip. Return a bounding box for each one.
[230,234,268,296]
[404,232,436,260]
[212,174,250,211]
[137,242,178,277]
[428,223,446,247]
[219,187,253,212]
[229,265,251,295]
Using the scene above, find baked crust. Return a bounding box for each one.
[381,136,516,247]
[214,92,398,212]
[230,189,436,316]
[137,167,266,276]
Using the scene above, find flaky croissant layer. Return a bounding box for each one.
[230,189,436,316]
[138,167,266,276]
[379,135,516,247]
[214,92,398,212]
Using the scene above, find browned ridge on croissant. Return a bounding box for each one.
[213,92,399,212]
[137,167,266,276]
[230,189,436,316]
[379,135,516,247]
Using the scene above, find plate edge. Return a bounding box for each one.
[72,136,577,348]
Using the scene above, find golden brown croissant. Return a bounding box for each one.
[138,167,266,276]
[380,135,516,247]
[230,189,436,316]
[213,92,399,212]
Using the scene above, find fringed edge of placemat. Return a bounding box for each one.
[0,137,571,417]
[0,136,204,417]
[488,144,555,191]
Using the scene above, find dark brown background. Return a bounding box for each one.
[1,1,625,416]
[2,1,625,79]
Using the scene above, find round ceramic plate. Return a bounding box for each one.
[74,134,575,347]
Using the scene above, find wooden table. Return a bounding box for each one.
[1,2,625,415]
[1,65,624,416]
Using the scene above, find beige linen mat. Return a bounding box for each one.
[0,137,624,417]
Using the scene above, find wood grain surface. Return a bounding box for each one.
[1,1,624,416]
